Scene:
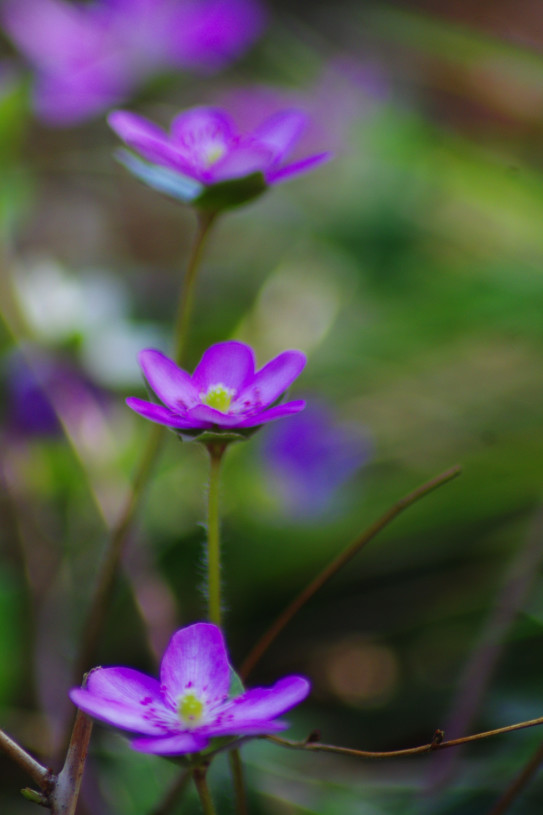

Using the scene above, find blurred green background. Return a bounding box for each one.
[2,1,543,813]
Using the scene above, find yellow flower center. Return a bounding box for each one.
[203,141,226,167]
[200,383,235,413]
[177,693,204,727]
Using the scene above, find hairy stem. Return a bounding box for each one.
[206,443,227,627]
[173,210,217,364]
[241,465,461,679]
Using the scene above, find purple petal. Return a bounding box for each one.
[266,152,332,184]
[235,350,306,408]
[202,718,288,737]
[131,732,209,755]
[108,111,201,178]
[171,106,236,145]
[70,668,169,735]
[126,397,206,429]
[203,676,310,737]
[208,144,272,181]
[160,623,231,706]
[234,400,306,428]
[185,404,246,427]
[138,349,198,411]
[253,110,308,163]
[192,341,255,394]
[166,0,266,71]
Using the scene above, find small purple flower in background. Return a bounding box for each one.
[262,402,371,519]
[70,622,309,755]
[127,340,306,434]
[3,349,106,438]
[108,106,331,207]
[1,0,265,125]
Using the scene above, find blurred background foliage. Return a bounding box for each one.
[1,0,543,813]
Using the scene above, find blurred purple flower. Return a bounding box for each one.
[127,340,305,433]
[1,0,266,125]
[262,402,371,519]
[108,106,331,206]
[70,622,309,755]
[3,349,104,438]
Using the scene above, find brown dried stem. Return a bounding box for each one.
[241,465,462,679]
[268,713,543,760]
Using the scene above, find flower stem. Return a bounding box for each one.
[240,465,461,680]
[193,765,217,815]
[173,210,217,365]
[206,443,227,627]
[229,749,248,815]
[74,211,217,682]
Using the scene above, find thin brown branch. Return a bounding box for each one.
[0,727,52,791]
[240,465,462,679]
[268,714,543,760]
[486,737,543,815]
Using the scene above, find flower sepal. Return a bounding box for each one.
[193,171,267,212]
[175,426,261,446]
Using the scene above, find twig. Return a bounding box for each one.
[268,714,543,759]
[486,738,543,815]
[240,465,462,679]
[0,727,52,791]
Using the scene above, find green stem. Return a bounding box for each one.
[173,210,217,365]
[229,749,248,815]
[206,443,227,627]
[193,765,217,815]
[74,210,218,683]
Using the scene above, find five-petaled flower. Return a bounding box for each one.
[108,106,331,208]
[70,622,310,755]
[127,340,306,434]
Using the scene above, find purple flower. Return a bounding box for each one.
[262,402,371,519]
[127,341,306,434]
[70,622,310,754]
[108,106,331,207]
[2,0,265,125]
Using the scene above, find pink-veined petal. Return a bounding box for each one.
[235,350,306,408]
[234,400,306,428]
[192,341,255,394]
[131,732,209,754]
[138,349,198,411]
[70,668,170,735]
[266,152,332,184]
[126,397,206,429]
[204,676,310,737]
[160,623,231,706]
[253,109,307,163]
